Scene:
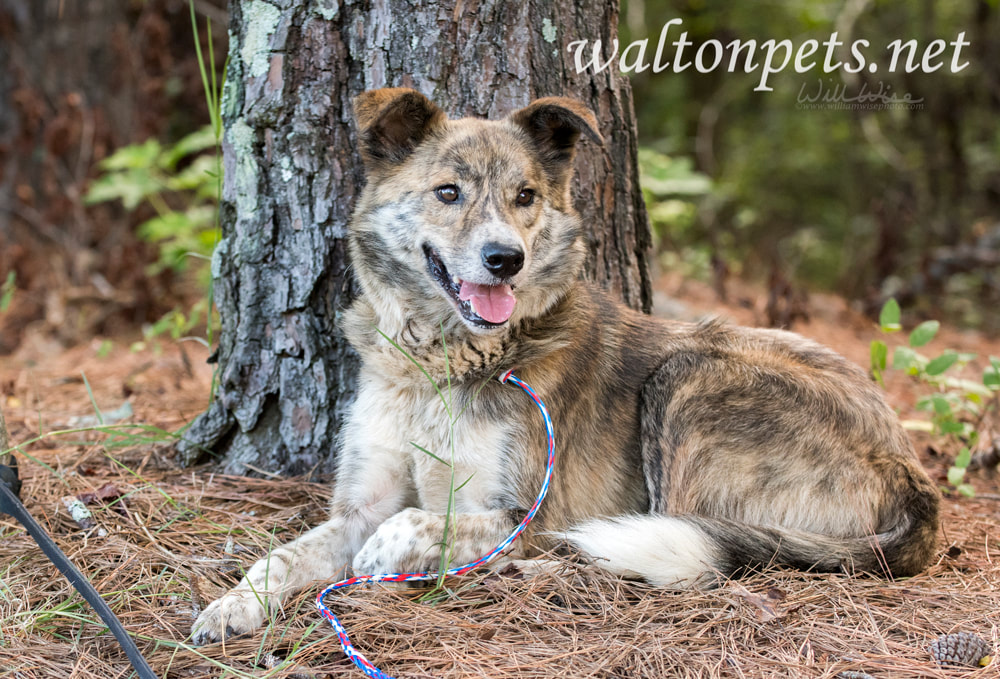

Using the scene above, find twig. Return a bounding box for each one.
[61,495,108,536]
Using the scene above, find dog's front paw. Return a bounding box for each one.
[353,507,442,575]
[191,588,267,645]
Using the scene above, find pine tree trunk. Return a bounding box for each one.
[179,0,651,475]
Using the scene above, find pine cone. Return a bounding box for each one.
[929,632,992,667]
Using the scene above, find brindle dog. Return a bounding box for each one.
[192,89,938,644]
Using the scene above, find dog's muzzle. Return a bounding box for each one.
[423,244,517,327]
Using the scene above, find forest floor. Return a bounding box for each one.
[0,275,998,678]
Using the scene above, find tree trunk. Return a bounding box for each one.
[179,0,652,475]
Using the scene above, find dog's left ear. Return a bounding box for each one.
[353,88,447,168]
[508,97,603,185]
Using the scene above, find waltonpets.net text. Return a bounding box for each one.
[569,19,971,92]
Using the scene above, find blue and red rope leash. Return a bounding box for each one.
[316,369,555,679]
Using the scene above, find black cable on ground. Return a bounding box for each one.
[0,455,158,679]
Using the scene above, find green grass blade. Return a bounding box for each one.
[410,441,452,467]
[454,473,476,492]
[80,372,104,425]
[189,1,217,135]
[206,16,218,127]
[10,446,64,484]
[374,326,451,416]
[453,369,498,423]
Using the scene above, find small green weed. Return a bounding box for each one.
[130,298,217,355]
[85,4,226,283]
[0,272,15,313]
[871,298,999,497]
[84,127,219,279]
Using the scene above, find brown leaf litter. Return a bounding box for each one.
[0,317,999,678]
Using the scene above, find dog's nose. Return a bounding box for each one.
[481,242,524,278]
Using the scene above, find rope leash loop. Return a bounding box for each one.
[316,370,555,679]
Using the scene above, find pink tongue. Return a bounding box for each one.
[458,281,516,324]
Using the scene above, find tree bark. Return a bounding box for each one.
[179,0,652,475]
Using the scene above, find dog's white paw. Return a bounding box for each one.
[353,507,443,575]
[191,589,267,645]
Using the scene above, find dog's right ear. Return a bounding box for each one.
[353,88,446,168]
[508,97,603,187]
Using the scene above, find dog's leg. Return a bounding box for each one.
[191,450,413,644]
[352,507,525,576]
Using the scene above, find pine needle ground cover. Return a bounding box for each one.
[1,301,998,679]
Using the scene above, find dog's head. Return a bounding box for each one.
[348,88,601,336]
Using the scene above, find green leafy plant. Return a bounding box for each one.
[129,298,217,355]
[871,298,998,497]
[638,147,713,280]
[84,127,219,277]
[85,2,226,286]
[85,1,225,401]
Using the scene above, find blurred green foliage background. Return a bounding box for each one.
[625,0,1000,329]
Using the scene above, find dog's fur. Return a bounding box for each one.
[191,88,939,643]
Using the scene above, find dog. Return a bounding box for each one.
[191,88,939,644]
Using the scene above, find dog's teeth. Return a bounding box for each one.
[452,275,460,285]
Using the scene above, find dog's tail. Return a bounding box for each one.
[563,497,937,587]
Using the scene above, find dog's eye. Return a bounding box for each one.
[435,185,460,203]
[516,188,535,207]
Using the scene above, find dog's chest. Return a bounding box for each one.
[357,375,510,514]
[409,410,511,514]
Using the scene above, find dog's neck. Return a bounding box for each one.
[343,286,582,386]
